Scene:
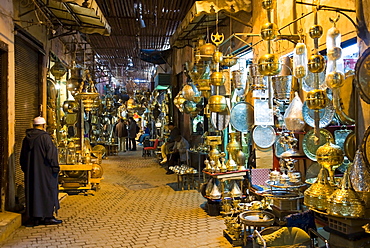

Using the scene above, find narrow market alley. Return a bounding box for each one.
[0,148,233,248]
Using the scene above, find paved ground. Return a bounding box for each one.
[1,147,233,248]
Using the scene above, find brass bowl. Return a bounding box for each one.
[261,22,278,41]
[308,54,325,73]
[213,51,223,63]
[258,54,281,76]
[210,71,226,86]
[208,95,227,112]
[325,71,344,89]
[221,56,238,67]
[306,89,328,110]
[309,25,323,39]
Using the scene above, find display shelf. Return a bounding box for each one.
[265,180,306,189]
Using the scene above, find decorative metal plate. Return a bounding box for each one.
[355,47,370,104]
[344,132,356,162]
[334,129,353,151]
[302,128,333,161]
[361,126,370,166]
[230,102,254,132]
[211,106,230,131]
[301,70,327,92]
[252,125,276,149]
[302,100,335,128]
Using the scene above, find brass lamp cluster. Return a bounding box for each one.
[304,139,365,218]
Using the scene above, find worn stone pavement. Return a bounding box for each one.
[1,147,234,248]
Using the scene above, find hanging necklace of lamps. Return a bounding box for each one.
[75,69,100,112]
[305,7,328,142]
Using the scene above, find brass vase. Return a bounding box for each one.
[304,167,334,210]
[349,150,370,208]
[227,132,242,161]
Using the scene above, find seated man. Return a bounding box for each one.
[138,126,150,145]
[160,122,180,164]
[166,135,189,174]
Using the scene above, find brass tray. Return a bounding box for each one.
[302,128,333,161]
[355,47,370,104]
[302,100,335,128]
[239,211,275,226]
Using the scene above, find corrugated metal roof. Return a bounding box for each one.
[88,0,196,81]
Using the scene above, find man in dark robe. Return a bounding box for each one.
[20,116,62,226]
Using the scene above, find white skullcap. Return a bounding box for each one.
[33,116,46,125]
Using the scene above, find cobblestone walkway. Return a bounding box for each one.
[1,149,233,248]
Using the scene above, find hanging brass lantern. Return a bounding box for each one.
[50,61,67,80]
[258,54,281,76]
[210,71,226,86]
[261,22,278,40]
[307,54,325,73]
[208,95,227,112]
[309,25,323,39]
[325,71,345,89]
[306,89,328,110]
[199,43,216,60]
[213,50,223,63]
[183,100,197,113]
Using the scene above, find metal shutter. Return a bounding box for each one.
[14,35,41,205]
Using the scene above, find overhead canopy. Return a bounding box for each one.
[139,49,172,65]
[37,0,111,36]
[170,0,252,48]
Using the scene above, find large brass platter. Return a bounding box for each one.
[302,128,333,161]
[230,102,254,132]
[355,47,370,104]
[361,126,370,166]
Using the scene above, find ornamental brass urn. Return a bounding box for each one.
[304,167,334,210]
[307,54,325,73]
[210,71,226,86]
[316,139,344,185]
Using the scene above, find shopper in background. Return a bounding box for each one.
[127,117,137,151]
[166,135,189,174]
[138,126,151,145]
[115,118,128,152]
[20,116,62,226]
[160,122,180,164]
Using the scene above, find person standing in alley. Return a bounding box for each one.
[160,122,180,164]
[127,116,137,151]
[20,116,62,226]
[115,118,128,152]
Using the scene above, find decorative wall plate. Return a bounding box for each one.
[302,100,335,128]
[211,106,230,131]
[334,129,353,151]
[344,132,356,162]
[361,126,370,166]
[302,128,333,161]
[355,47,370,104]
[252,125,276,149]
[230,102,254,132]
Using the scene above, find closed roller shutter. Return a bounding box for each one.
[14,35,42,205]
